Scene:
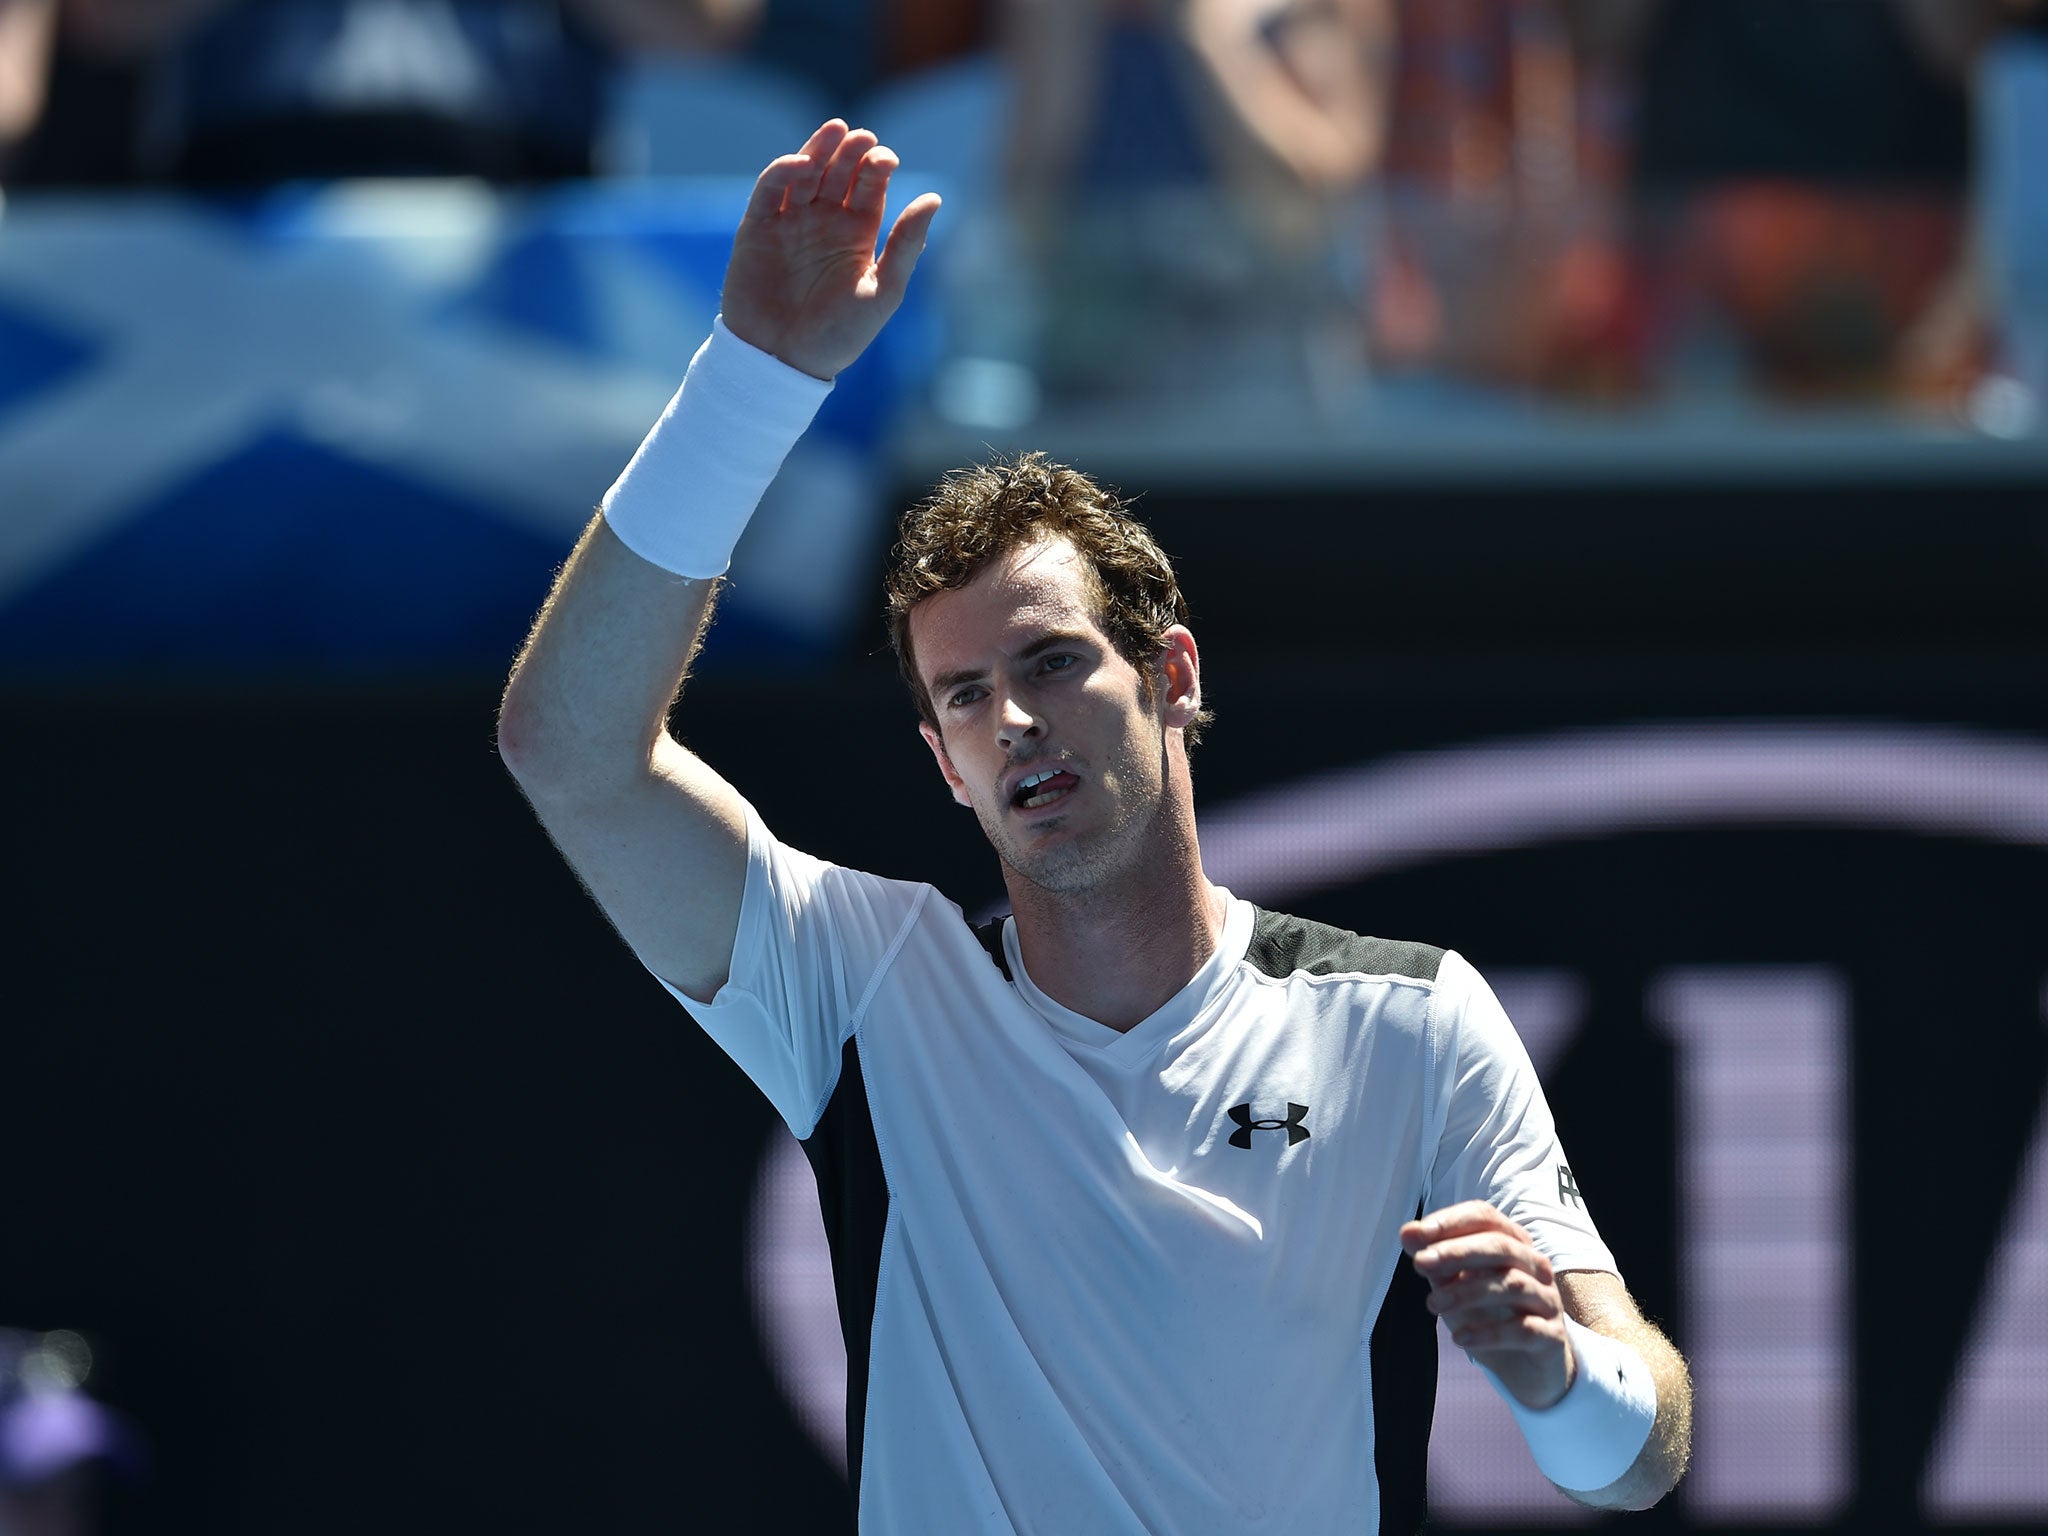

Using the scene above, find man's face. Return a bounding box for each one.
[910,535,1191,894]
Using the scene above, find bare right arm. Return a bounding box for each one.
[498,519,743,1001]
[497,118,938,1001]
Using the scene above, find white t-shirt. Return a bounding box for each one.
[656,802,1617,1535]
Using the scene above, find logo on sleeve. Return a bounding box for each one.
[1228,1102,1311,1149]
[1558,1163,1584,1208]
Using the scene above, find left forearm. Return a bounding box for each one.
[1556,1281,1693,1510]
[1406,1210,1693,1513]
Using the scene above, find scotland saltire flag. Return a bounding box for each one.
[0,180,937,676]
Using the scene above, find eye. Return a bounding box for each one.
[1041,654,1077,674]
[947,685,985,709]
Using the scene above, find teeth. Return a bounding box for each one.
[1013,767,1072,809]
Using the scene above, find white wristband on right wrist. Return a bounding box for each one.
[600,316,834,579]
[1489,1314,1657,1494]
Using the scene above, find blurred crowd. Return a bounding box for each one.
[1,0,2045,416]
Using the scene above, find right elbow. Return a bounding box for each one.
[496,688,654,804]
[495,709,531,774]
[496,687,569,793]
[501,700,548,786]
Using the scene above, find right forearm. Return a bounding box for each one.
[498,514,719,797]
[502,311,834,790]
[496,121,935,997]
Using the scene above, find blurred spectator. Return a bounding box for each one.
[992,0,1393,398]
[1366,0,2042,408]
[1007,0,1393,222]
[1604,0,1992,190]
[8,0,756,186]
[1574,0,2017,405]
[1369,0,1636,396]
[0,1330,142,1536]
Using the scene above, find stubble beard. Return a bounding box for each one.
[980,732,1169,898]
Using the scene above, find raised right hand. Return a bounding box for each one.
[719,119,943,382]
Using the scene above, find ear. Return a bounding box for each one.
[919,721,974,808]
[1157,626,1201,730]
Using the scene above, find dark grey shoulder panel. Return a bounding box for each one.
[1246,908,1444,985]
[971,915,1013,980]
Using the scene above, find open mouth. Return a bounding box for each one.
[1010,768,1080,812]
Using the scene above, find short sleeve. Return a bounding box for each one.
[649,799,929,1137]
[1424,950,1619,1278]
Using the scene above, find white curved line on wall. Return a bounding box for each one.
[1197,721,2048,903]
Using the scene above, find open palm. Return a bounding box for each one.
[720,120,944,382]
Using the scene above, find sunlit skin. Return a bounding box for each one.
[915,541,1163,890]
[910,534,1227,1032]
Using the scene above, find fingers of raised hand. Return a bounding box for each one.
[796,118,849,167]
[744,120,849,219]
[876,191,942,301]
[815,128,880,206]
[846,146,899,216]
[745,153,817,220]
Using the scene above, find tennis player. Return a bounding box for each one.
[499,118,1692,1534]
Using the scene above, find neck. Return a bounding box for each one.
[1001,797,1227,1033]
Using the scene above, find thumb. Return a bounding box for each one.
[876,193,942,305]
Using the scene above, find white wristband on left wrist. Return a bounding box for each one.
[1487,1314,1657,1494]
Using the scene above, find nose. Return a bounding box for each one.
[995,691,1042,750]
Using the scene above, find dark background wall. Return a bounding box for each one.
[4,471,2046,1533]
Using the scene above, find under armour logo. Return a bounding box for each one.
[1558,1164,1584,1208]
[1228,1103,1310,1149]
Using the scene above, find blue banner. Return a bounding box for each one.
[0,180,943,675]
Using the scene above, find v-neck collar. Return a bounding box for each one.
[1000,891,1253,1060]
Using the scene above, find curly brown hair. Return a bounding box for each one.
[884,451,1213,746]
